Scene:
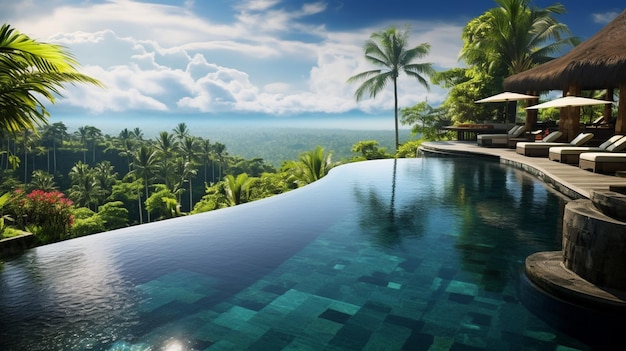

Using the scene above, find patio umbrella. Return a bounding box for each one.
[525,96,613,109]
[475,92,538,103]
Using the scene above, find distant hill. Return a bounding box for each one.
[203,127,414,167]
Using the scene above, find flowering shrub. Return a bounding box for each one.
[8,189,75,244]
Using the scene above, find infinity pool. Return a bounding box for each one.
[0,158,593,350]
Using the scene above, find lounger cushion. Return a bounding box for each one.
[579,152,626,162]
[605,136,626,152]
[569,133,594,146]
[541,131,563,142]
[549,146,603,155]
[598,135,624,149]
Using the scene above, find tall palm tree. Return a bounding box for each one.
[131,145,158,223]
[199,138,212,184]
[212,142,227,181]
[461,0,579,75]
[154,131,178,190]
[69,161,103,211]
[85,126,102,164]
[173,122,190,142]
[41,122,67,174]
[180,136,198,164]
[348,27,434,151]
[0,24,102,133]
[117,128,135,172]
[132,127,144,141]
[93,160,118,199]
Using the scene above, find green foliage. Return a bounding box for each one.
[400,102,451,141]
[434,0,578,124]
[396,140,424,158]
[0,23,102,133]
[70,207,105,237]
[248,172,294,200]
[6,189,74,244]
[0,192,14,238]
[283,146,338,187]
[223,173,253,206]
[192,183,228,214]
[145,184,179,220]
[351,140,392,161]
[98,201,129,230]
[30,170,57,192]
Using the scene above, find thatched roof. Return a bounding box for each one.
[504,9,626,92]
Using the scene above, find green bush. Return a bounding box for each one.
[71,210,105,238]
[98,201,129,230]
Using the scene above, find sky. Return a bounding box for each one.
[2,0,625,133]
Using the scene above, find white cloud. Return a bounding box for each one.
[592,11,620,24]
[5,0,463,117]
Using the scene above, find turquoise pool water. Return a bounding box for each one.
[0,158,594,350]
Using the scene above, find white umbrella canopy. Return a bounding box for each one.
[526,96,614,109]
[475,91,538,103]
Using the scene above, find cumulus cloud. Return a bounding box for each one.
[5,0,463,117]
[592,11,620,24]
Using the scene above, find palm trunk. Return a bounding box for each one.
[145,181,150,223]
[393,78,399,152]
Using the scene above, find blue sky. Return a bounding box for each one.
[2,1,624,131]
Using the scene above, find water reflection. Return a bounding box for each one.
[441,157,566,292]
[353,159,426,247]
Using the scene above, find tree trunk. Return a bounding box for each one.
[393,78,399,151]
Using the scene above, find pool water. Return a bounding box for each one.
[0,158,594,350]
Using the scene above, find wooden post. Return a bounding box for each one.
[525,92,539,132]
[559,84,581,141]
[605,88,614,123]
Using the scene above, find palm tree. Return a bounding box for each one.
[30,170,57,192]
[85,126,102,164]
[223,173,252,206]
[132,128,144,140]
[17,128,39,183]
[93,160,118,199]
[284,146,337,186]
[0,24,102,133]
[460,0,579,75]
[131,145,158,223]
[180,136,198,164]
[212,142,227,181]
[154,131,178,190]
[41,122,67,174]
[348,27,434,151]
[69,161,103,210]
[199,138,212,184]
[173,122,190,142]
[117,128,135,172]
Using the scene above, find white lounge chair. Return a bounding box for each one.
[548,135,626,164]
[579,151,626,173]
[516,132,594,157]
[477,125,526,147]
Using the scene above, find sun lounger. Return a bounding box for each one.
[579,151,626,173]
[548,135,626,164]
[477,125,526,147]
[516,132,594,157]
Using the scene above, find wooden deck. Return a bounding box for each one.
[419,141,626,199]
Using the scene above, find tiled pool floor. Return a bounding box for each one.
[117,219,589,351]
